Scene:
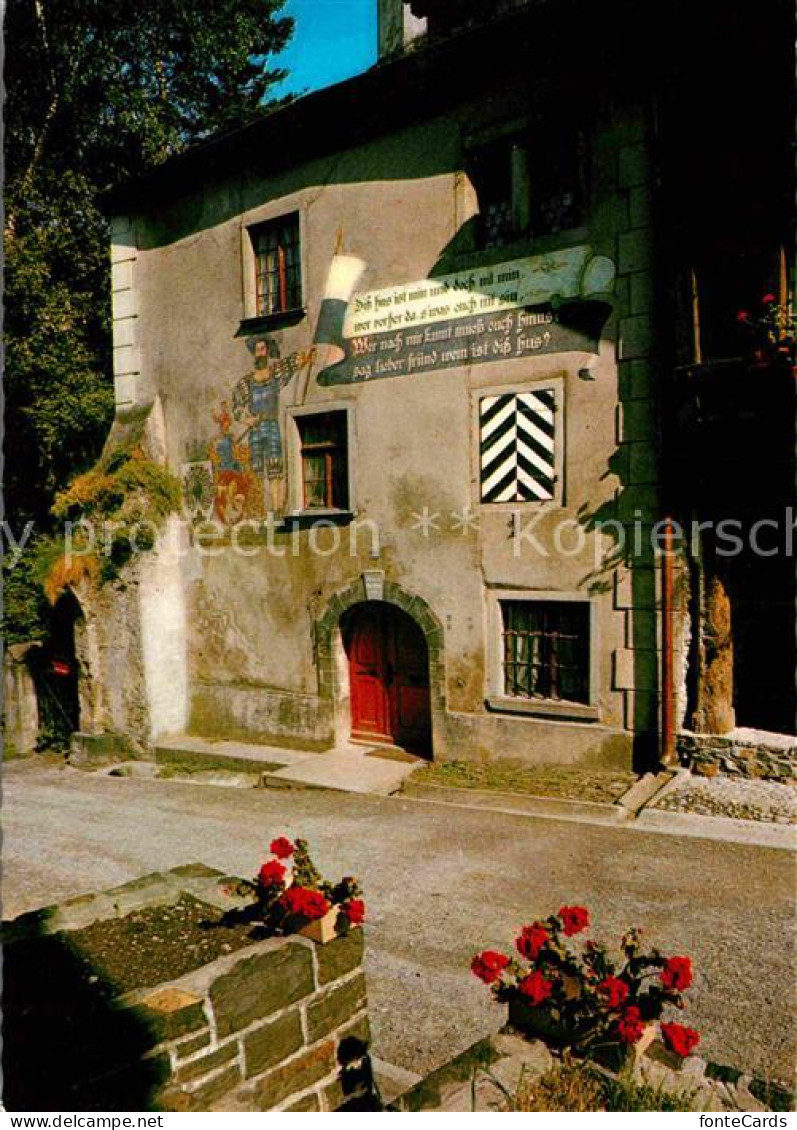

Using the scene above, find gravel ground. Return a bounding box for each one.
[412,760,635,804]
[655,774,797,824]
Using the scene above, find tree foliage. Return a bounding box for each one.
[3,0,294,637]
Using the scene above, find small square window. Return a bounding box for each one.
[297,411,349,510]
[251,214,302,317]
[501,600,590,704]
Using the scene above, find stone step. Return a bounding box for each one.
[154,735,424,797]
[263,746,423,797]
[371,1058,423,1105]
[153,735,316,776]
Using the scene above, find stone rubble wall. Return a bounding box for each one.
[678,732,796,783]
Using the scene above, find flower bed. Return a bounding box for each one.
[2,861,374,1112]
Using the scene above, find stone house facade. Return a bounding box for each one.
[76,0,792,773]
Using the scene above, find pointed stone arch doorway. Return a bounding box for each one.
[314,578,444,760]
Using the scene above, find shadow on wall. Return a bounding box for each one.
[574,411,661,774]
[3,923,170,1111]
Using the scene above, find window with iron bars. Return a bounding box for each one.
[252,215,302,317]
[297,411,349,510]
[501,600,590,704]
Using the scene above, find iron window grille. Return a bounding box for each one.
[297,411,349,510]
[501,600,590,704]
[252,215,302,317]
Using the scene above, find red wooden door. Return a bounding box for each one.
[348,605,390,741]
[348,604,431,754]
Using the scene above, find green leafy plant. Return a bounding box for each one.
[39,449,181,603]
[737,293,796,363]
[4,0,295,640]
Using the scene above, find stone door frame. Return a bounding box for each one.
[313,578,445,756]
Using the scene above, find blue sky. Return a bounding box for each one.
[273,0,377,97]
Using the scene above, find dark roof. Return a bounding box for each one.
[103,0,649,215]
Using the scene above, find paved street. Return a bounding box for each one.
[2,759,795,1080]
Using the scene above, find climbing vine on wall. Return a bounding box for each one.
[39,447,181,604]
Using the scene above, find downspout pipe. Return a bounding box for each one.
[660,515,678,767]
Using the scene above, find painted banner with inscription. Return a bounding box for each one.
[316,246,615,386]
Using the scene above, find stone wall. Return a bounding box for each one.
[388,1028,792,1113]
[678,731,796,783]
[2,865,373,1112]
[147,926,370,1112]
[3,643,40,757]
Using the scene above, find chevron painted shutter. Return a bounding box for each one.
[479,389,557,503]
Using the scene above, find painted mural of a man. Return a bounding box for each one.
[231,337,316,516]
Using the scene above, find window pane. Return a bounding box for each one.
[501,601,589,704]
[253,215,301,316]
[298,412,349,510]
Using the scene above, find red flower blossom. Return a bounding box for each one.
[737,310,750,323]
[471,950,510,985]
[661,1022,701,1058]
[617,1005,646,1045]
[762,293,776,304]
[558,905,590,937]
[258,859,286,887]
[269,836,295,859]
[343,898,366,925]
[661,956,693,992]
[597,975,630,1010]
[279,885,330,921]
[518,970,554,1006]
[516,923,550,960]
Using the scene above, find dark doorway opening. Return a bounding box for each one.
[31,591,83,747]
[342,602,432,757]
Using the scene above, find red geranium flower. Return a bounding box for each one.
[597,975,630,1010]
[737,310,750,323]
[762,293,776,304]
[617,1005,646,1045]
[518,970,554,1006]
[471,950,510,985]
[661,1022,701,1058]
[343,898,366,925]
[258,859,286,887]
[661,956,693,992]
[558,905,590,936]
[516,923,550,961]
[279,885,330,921]
[270,836,295,859]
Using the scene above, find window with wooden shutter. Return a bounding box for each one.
[479,388,557,503]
